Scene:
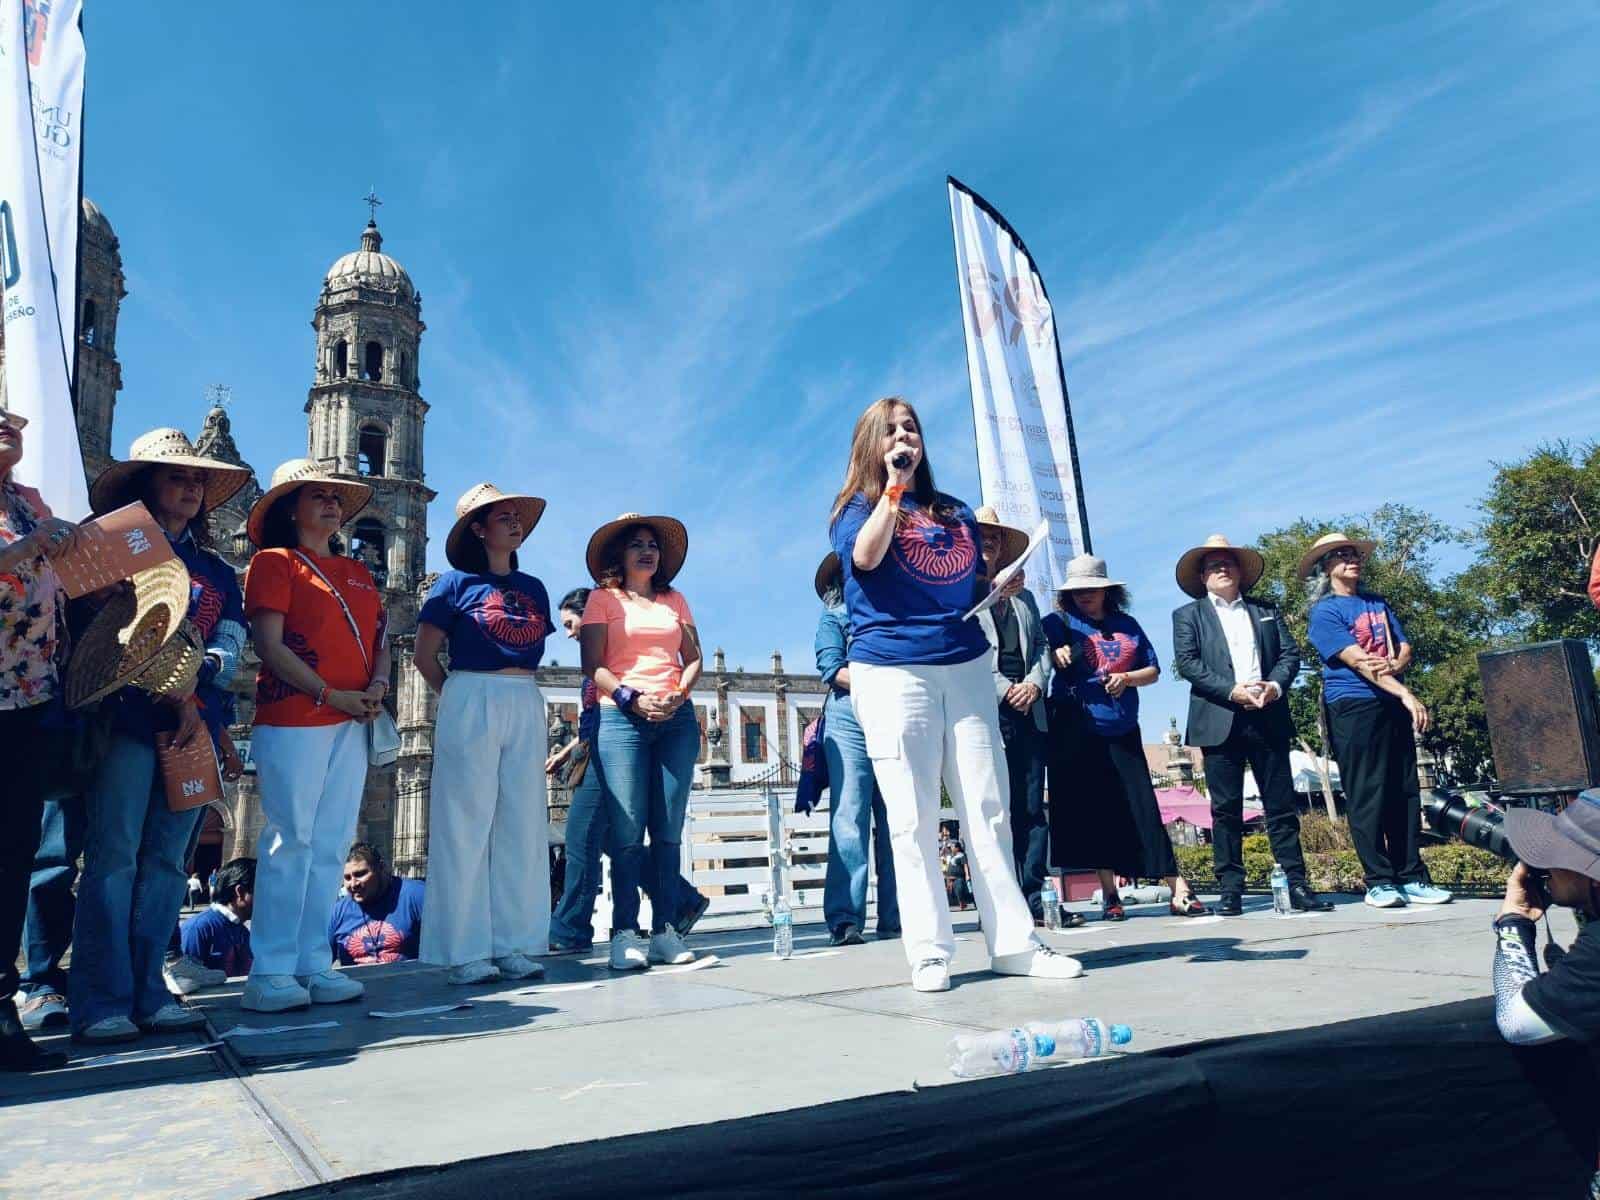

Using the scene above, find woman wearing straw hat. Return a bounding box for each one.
[1043,554,1208,920]
[240,459,386,1013]
[1301,533,1450,909]
[829,396,1080,992]
[813,551,900,946]
[412,484,553,985]
[68,429,252,1043]
[579,513,704,971]
[0,402,83,1071]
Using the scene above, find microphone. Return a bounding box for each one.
[891,452,912,470]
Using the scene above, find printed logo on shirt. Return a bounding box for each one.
[1083,632,1140,676]
[891,510,977,585]
[257,632,318,705]
[472,587,548,648]
[189,575,224,640]
[345,921,406,964]
[1352,610,1391,657]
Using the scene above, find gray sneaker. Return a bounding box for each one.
[18,991,68,1032]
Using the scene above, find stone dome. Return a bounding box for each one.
[81,197,115,241]
[324,221,414,300]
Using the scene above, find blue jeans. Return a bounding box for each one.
[70,734,202,1030]
[821,693,900,934]
[596,704,700,934]
[550,748,707,946]
[20,790,86,997]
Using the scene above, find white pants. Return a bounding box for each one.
[850,656,1037,967]
[249,721,369,978]
[421,672,550,965]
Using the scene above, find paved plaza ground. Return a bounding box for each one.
[2,895,1557,1200]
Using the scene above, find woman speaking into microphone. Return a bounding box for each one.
[828,397,1081,992]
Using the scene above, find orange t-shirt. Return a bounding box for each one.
[581,587,696,703]
[245,548,385,727]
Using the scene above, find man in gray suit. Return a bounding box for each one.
[1171,535,1332,917]
[974,508,1053,923]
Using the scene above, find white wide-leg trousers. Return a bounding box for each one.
[850,655,1037,967]
[249,720,369,978]
[421,672,550,966]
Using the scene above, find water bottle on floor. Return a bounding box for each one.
[772,895,793,959]
[1041,879,1060,931]
[1270,863,1291,915]
[946,1018,1132,1078]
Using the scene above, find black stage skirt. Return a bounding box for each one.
[1046,700,1178,879]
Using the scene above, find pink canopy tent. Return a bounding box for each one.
[1155,786,1264,830]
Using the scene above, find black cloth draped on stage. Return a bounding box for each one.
[269,997,1596,1200]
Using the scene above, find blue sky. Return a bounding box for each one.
[87,1,1598,739]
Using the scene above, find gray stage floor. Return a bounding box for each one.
[3,896,1552,1200]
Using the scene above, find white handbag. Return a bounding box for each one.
[293,551,399,767]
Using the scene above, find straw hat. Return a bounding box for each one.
[972,506,1030,573]
[90,428,253,517]
[1175,534,1265,599]
[1297,532,1376,580]
[65,559,206,709]
[445,483,547,571]
[1056,553,1125,591]
[585,512,688,585]
[814,551,842,601]
[245,459,373,548]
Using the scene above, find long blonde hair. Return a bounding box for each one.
[829,396,943,528]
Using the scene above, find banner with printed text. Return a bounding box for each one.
[947,177,1089,594]
[0,0,87,516]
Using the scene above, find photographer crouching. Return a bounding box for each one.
[1493,790,1600,1046]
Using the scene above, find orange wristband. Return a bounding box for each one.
[885,485,907,504]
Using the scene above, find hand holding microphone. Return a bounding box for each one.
[883,442,918,490]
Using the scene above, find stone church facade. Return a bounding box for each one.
[5,199,823,877]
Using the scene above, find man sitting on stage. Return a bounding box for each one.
[180,858,255,979]
[1171,536,1332,917]
[328,843,426,966]
[1493,791,1600,1045]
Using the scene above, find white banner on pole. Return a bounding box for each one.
[947,177,1089,595]
[28,0,84,380]
[0,0,88,517]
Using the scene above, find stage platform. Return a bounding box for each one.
[2,896,1563,1200]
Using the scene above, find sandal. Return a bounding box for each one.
[1169,895,1210,917]
[1063,911,1088,929]
[1102,896,1127,921]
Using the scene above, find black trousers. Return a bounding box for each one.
[1327,696,1426,888]
[997,706,1049,917]
[1204,709,1306,893]
[1,704,64,1002]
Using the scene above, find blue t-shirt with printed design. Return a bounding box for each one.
[1308,592,1408,705]
[1041,609,1158,737]
[829,491,988,667]
[328,876,426,965]
[418,569,551,672]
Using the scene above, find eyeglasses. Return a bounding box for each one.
[0,412,28,433]
[1201,559,1236,574]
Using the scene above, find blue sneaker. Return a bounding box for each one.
[1400,881,1453,905]
[1364,884,1404,908]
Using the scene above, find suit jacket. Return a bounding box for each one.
[1171,594,1299,749]
[976,587,1050,732]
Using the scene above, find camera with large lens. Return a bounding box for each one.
[1421,790,1516,861]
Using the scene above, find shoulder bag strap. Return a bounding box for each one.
[293,550,370,674]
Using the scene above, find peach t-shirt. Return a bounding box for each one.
[581,587,695,702]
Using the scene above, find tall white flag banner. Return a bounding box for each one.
[947,177,1089,596]
[28,0,84,380]
[0,0,88,517]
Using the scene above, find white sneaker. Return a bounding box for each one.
[297,969,364,1004]
[446,960,502,985]
[992,943,1084,979]
[647,927,694,966]
[493,954,545,980]
[139,1002,206,1032]
[608,930,649,971]
[75,1015,141,1044]
[911,958,951,992]
[162,955,227,995]
[241,975,312,1013]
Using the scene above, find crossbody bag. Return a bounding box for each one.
[293,551,400,767]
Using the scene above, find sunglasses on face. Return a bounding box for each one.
[1328,549,1362,563]
[1202,560,1235,574]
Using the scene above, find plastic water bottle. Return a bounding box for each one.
[772,895,793,959]
[1041,879,1060,931]
[947,1018,1132,1078]
[1270,863,1291,916]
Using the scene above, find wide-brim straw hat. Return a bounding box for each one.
[814,551,842,600]
[1175,534,1266,599]
[585,512,688,585]
[65,559,206,708]
[90,428,253,517]
[1297,532,1377,580]
[1056,553,1125,591]
[246,459,373,548]
[445,483,547,571]
[972,506,1030,573]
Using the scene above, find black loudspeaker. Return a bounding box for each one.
[1478,639,1600,794]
